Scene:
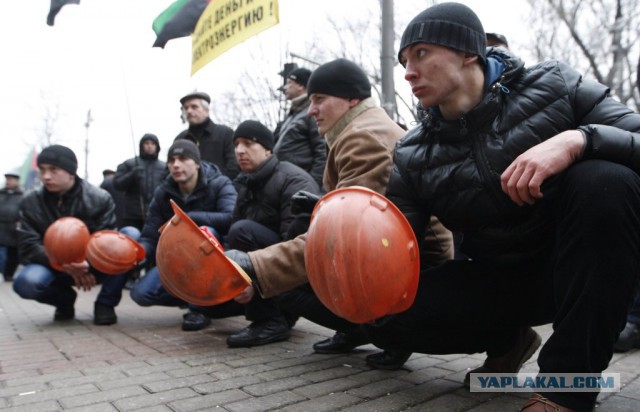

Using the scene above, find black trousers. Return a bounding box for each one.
[364,160,640,412]
[226,219,285,322]
[274,284,362,333]
[2,246,19,280]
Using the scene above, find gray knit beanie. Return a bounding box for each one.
[168,140,201,164]
[399,2,486,65]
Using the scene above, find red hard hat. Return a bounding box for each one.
[304,186,420,324]
[85,230,146,275]
[156,199,251,306]
[43,217,91,271]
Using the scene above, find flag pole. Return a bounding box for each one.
[84,109,93,180]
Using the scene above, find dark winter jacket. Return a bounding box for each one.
[175,118,240,180]
[100,176,126,228]
[273,95,327,187]
[139,161,237,260]
[113,134,167,223]
[17,179,115,267]
[0,186,23,247]
[233,155,321,239]
[388,48,640,267]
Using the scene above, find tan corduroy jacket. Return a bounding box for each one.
[249,98,453,297]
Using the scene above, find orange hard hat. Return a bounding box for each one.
[304,186,420,324]
[85,230,146,275]
[155,199,251,306]
[43,216,91,271]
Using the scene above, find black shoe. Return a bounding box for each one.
[54,304,75,321]
[614,322,640,352]
[312,330,370,354]
[94,302,117,325]
[366,350,412,370]
[182,311,211,331]
[227,317,290,348]
[54,290,77,321]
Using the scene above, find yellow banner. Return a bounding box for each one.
[191,0,279,75]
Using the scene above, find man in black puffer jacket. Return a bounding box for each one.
[218,120,321,347]
[364,3,640,412]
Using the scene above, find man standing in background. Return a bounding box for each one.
[273,68,326,188]
[175,91,240,180]
[0,172,23,281]
[114,134,166,231]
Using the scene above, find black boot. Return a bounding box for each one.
[365,350,412,370]
[54,290,77,321]
[94,302,117,325]
[227,316,290,348]
[182,310,211,331]
[312,329,369,354]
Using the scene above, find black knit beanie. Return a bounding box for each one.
[233,120,274,150]
[399,2,486,64]
[307,58,371,100]
[168,140,201,164]
[288,68,312,87]
[37,145,78,175]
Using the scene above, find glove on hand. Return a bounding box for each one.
[290,190,322,215]
[224,249,256,281]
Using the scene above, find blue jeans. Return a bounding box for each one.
[13,263,128,307]
[126,225,222,310]
[0,246,6,274]
[130,266,185,307]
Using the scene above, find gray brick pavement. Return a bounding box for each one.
[0,280,638,411]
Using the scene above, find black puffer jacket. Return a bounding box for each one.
[17,179,115,267]
[113,134,167,222]
[388,48,640,266]
[139,161,237,260]
[233,156,321,239]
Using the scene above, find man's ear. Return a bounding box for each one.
[348,98,361,108]
[463,54,479,65]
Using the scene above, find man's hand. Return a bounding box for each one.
[224,249,256,278]
[500,130,585,206]
[61,260,96,291]
[225,250,260,299]
[233,285,255,304]
[290,190,322,214]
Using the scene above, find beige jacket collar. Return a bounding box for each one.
[324,97,377,146]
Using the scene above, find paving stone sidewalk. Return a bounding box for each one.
[0,281,638,411]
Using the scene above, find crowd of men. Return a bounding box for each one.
[2,3,640,411]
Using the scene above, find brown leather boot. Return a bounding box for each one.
[464,327,542,388]
[520,393,579,411]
